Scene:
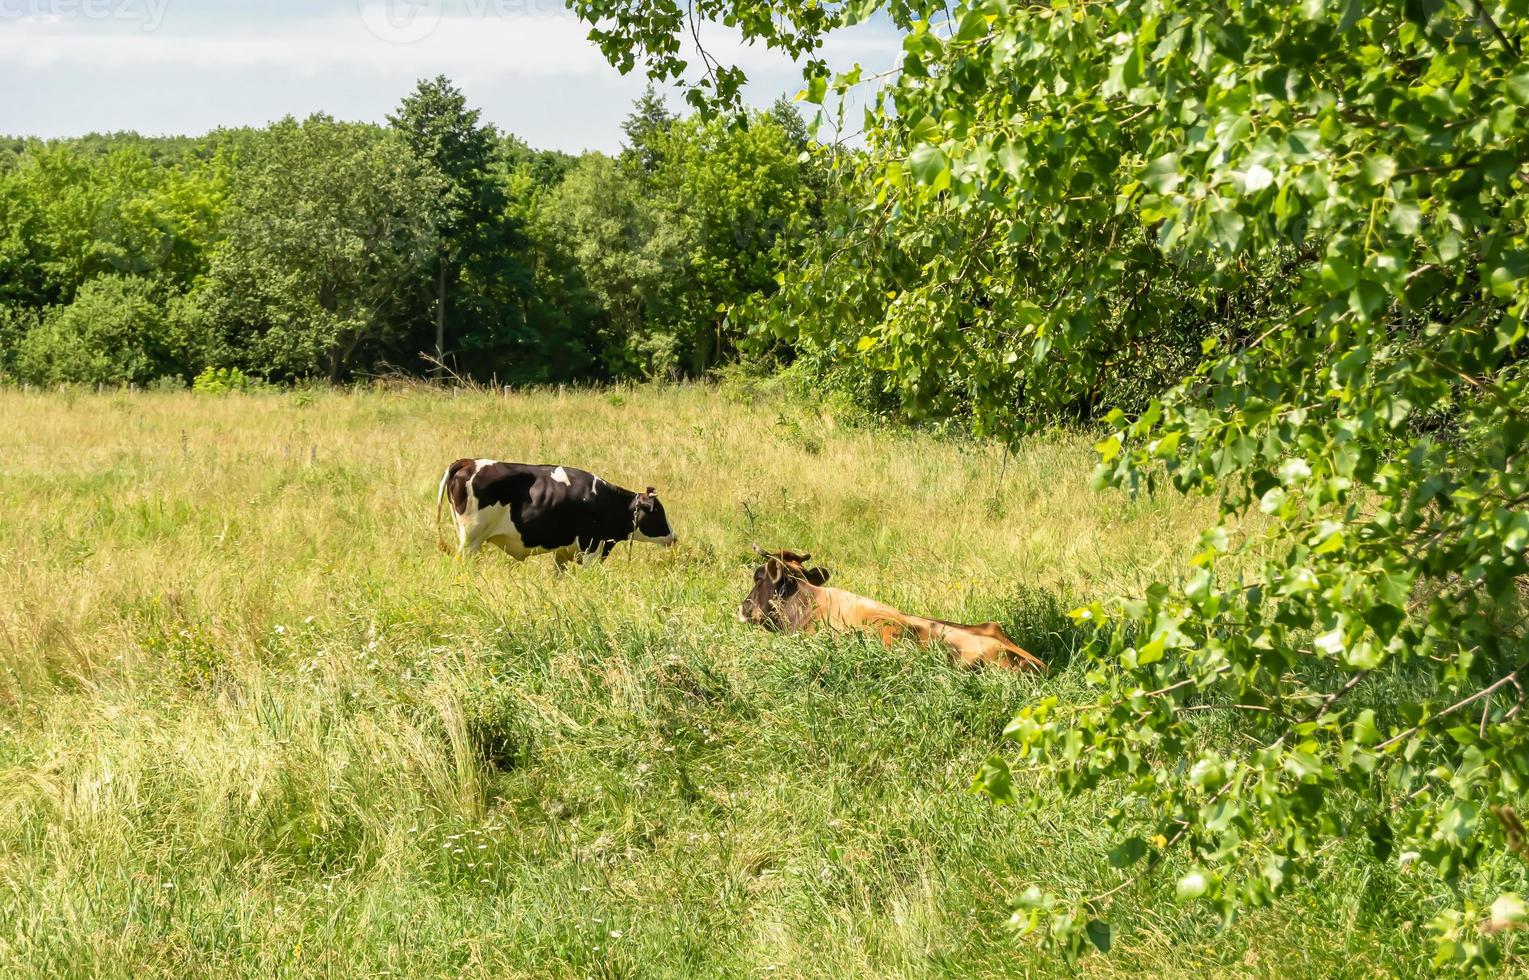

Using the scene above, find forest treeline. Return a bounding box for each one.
[0,78,824,387]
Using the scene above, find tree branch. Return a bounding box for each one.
[1376,664,1526,751]
[1466,0,1523,59]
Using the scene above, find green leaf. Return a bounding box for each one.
[1321,254,1359,292]
[1489,894,1527,932]
[1189,755,1228,791]
[1402,0,1442,27]
[997,142,1024,180]
[1085,918,1113,953]
[1353,709,1380,746]
[1284,750,1323,780]
[1142,153,1182,194]
[1239,163,1275,193]
[1312,518,1345,551]
[1508,70,1529,105]
[908,144,950,187]
[1488,252,1527,300]
[1209,210,1246,250]
[1107,837,1148,868]
[955,7,990,42]
[1344,641,1382,670]
[1363,154,1397,185]
[1279,458,1312,485]
[908,115,940,143]
[1504,512,1529,552]
[1177,871,1208,901]
[1389,200,1421,235]
[973,755,1016,804]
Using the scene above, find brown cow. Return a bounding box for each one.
[736,548,1046,672]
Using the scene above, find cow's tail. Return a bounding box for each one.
[436,463,456,555]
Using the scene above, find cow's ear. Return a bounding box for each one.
[765,558,784,583]
[805,567,831,586]
[646,486,657,496]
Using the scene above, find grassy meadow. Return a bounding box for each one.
[0,384,1436,977]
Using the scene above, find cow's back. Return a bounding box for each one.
[469,462,552,515]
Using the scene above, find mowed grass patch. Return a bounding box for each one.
[0,386,1428,977]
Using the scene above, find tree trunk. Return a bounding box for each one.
[435,257,447,373]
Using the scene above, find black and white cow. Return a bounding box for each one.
[436,459,675,568]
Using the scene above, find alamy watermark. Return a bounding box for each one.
[0,0,170,30]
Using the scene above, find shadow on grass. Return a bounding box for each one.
[993,584,1104,673]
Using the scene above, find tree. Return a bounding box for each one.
[647,111,823,373]
[0,163,51,310]
[499,134,577,187]
[0,305,42,378]
[195,115,441,381]
[534,152,674,378]
[620,84,675,175]
[5,143,109,308]
[88,145,227,292]
[389,76,529,375]
[14,275,183,385]
[492,157,611,382]
[538,101,828,379]
[569,0,1529,966]
[0,140,226,311]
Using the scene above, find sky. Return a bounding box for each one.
[0,0,904,151]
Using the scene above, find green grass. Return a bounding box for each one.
[0,384,1435,977]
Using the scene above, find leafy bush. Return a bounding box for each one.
[13,275,184,385]
[0,304,42,377]
[191,366,260,393]
[457,682,538,773]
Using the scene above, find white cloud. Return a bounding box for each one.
[0,5,902,149]
[1,12,609,75]
[0,7,897,82]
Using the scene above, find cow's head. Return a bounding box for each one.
[630,487,676,546]
[738,547,830,631]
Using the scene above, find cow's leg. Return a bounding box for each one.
[458,519,496,560]
[448,516,468,560]
[568,537,606,568]
[577,540,615,568]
